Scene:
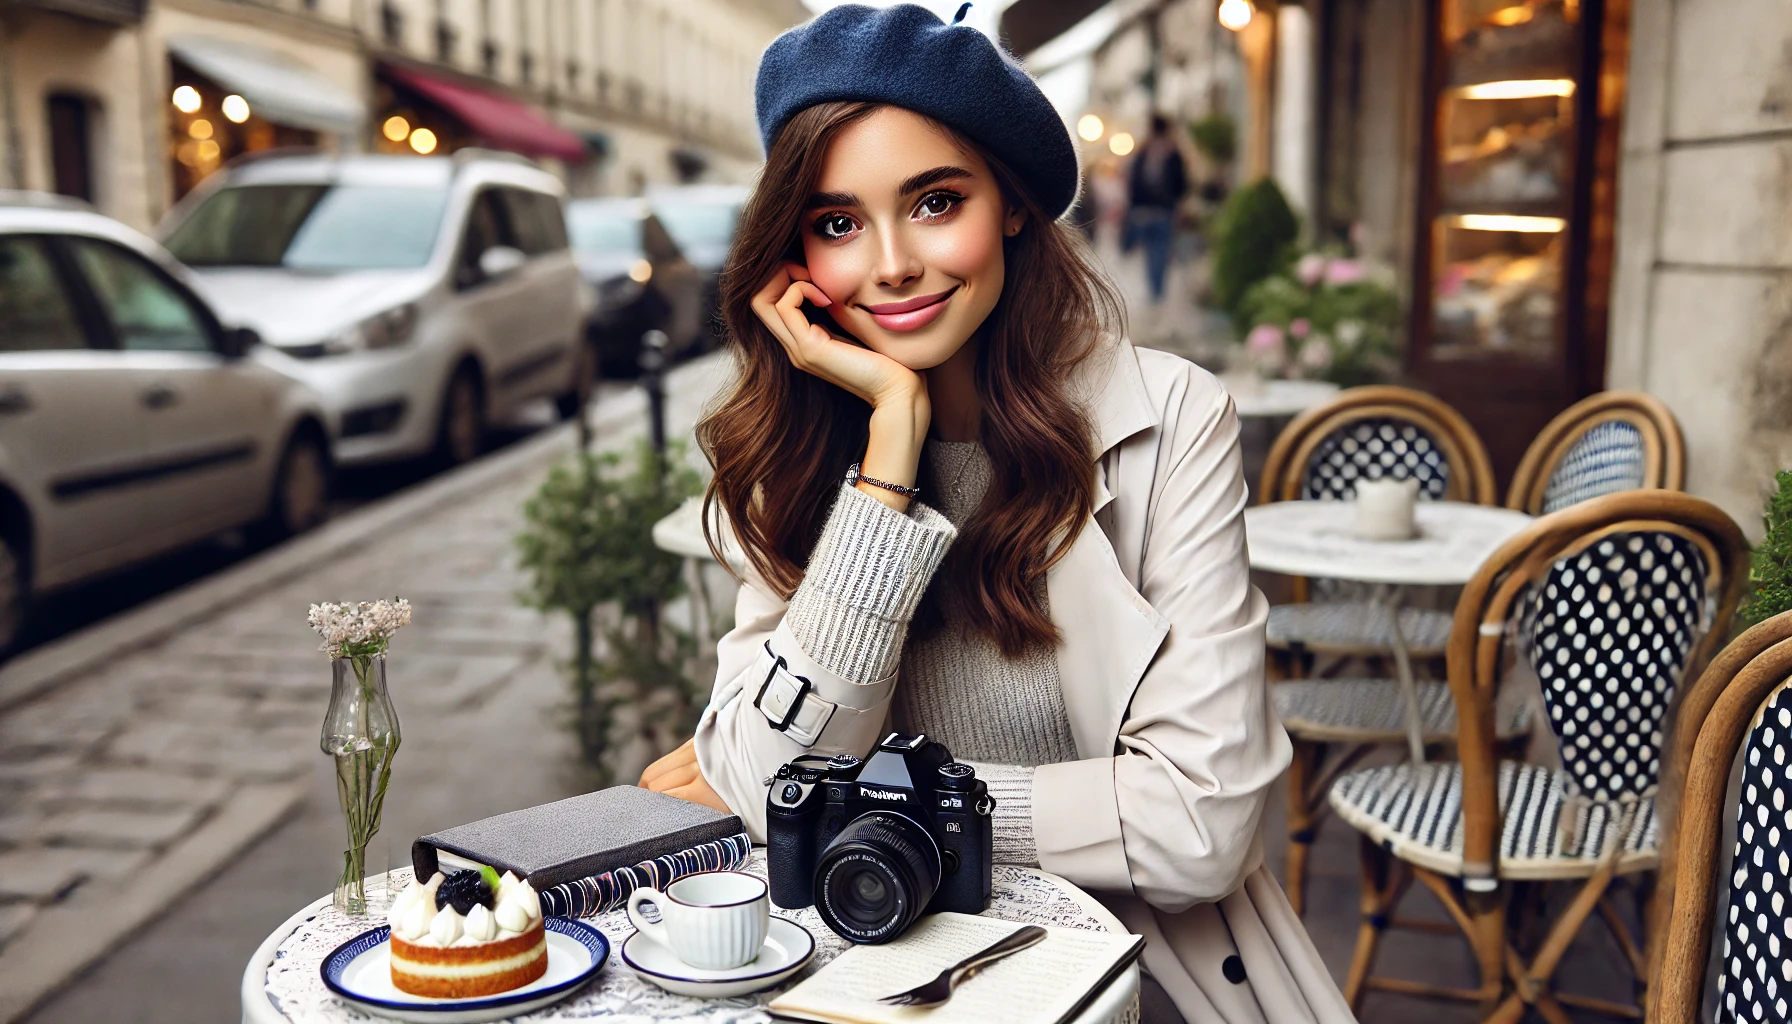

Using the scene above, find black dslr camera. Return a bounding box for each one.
[766,733,994,944]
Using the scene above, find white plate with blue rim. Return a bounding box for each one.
[320,918,609,1023]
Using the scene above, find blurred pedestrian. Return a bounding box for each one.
[1127,115,1188,305]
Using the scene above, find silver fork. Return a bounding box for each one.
[877,925,1048,1008]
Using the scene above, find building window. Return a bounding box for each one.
[381,2,404,47]
[46,93,96,203]
[482,41,499,77]
[435,19,457,62]
[565,59,579,91]
[519,52,535,85]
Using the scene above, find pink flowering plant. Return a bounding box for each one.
[1233,252,1401,386]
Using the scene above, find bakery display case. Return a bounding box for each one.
[1425,0,1580,358]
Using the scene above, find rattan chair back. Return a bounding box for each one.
[1506,391,1686,515]
[1260,385,1498,506]
[1647,611,1792,1023]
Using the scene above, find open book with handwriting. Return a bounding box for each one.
[768,913,1144,1024]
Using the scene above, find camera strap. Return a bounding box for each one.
[752,640,836,747]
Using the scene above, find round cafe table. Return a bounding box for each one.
[241,848,1140,1024]
[1244,500,1534,760]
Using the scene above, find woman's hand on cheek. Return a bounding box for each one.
[752,263,925,410]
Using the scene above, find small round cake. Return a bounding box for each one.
[386,867,547,998]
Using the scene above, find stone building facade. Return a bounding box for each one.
[1605,0,1792,536]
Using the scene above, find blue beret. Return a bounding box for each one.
[755,4,1079,219]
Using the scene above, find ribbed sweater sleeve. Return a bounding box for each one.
[783,482,956,686]
[964,761,1039,867]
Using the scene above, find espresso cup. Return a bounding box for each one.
[626,870,770,970]
[1354,478,1420,541]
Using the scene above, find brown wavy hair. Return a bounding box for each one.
[698,101,1124,656]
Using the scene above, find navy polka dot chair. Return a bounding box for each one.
[1324,492,1748,1020]
[1646,611,1792,1024]
[1259,386,1498,914]
[1506,391,1686,516]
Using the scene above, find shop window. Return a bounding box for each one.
[46,93,97,203]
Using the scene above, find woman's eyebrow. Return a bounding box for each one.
[898,165,973,195]
[806,190,858,210]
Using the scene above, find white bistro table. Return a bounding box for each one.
[1245,500,1534,759]
[651,497,743,648]
[242,848,1139,1024]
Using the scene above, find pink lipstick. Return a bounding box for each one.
[860,286,958,333]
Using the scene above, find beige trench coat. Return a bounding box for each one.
[693,337,1356,1024]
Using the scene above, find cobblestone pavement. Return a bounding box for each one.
[0,357,728,1024]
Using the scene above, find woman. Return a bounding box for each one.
[640,6,1353,1022]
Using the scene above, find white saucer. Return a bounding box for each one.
[621,915,815,998]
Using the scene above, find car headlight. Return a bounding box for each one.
[321,303,420,356]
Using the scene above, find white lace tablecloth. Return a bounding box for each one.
[249,848,1139,1023]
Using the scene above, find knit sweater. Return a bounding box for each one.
[783,441,1078,866]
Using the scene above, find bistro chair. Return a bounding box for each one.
[1645,611,1792,1024]
[1507,391,1687,516]
[1325,491,1748,1020]
[1261,385,1498,914]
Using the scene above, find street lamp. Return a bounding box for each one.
[1218,0,1253,31]
[1109,132,1134,156]
[1076,114,1104,142]
[221,95,251,123]
[172,86,202,113]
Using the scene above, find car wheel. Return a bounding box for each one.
[555,340,598,421]
[435,365,486,467]
[262,430,331,540]
[0,533,26,657]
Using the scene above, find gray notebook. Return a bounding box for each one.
[411,786,744,891]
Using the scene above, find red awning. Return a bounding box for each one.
[382,64,587,163]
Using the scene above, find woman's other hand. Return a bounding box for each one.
[752,263,929,512]
[639,738,732,814]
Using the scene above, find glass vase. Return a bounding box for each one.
[320,652,401,915]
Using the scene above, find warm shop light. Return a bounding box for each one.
[1449,213,1567,233]
[1452,78,1575,100]
[221,95,251,123]
[408,128,438,154]
[197,140,222,163]
[1076,114,1104,142]
[1489,5,1535,26]
[629,259,653,283]
[1108,131,1135,156]
[188,119,214,140]
[383,115,411,142]
[172,86,202,113]
[1218,0,1253,31]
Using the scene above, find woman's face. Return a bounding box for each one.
[799,106,1024,370]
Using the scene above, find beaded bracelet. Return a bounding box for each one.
[846,462,920,499]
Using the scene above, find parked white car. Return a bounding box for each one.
[0,193,332,653]
[160,151,592,467]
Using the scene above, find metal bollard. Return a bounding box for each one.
[638,329,669,456]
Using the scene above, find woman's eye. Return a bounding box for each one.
[915,192,963,220]
[813,214,858,241]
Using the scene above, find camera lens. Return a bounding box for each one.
[813,811,941,944]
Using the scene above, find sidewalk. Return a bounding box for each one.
[0,355,729,1024]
